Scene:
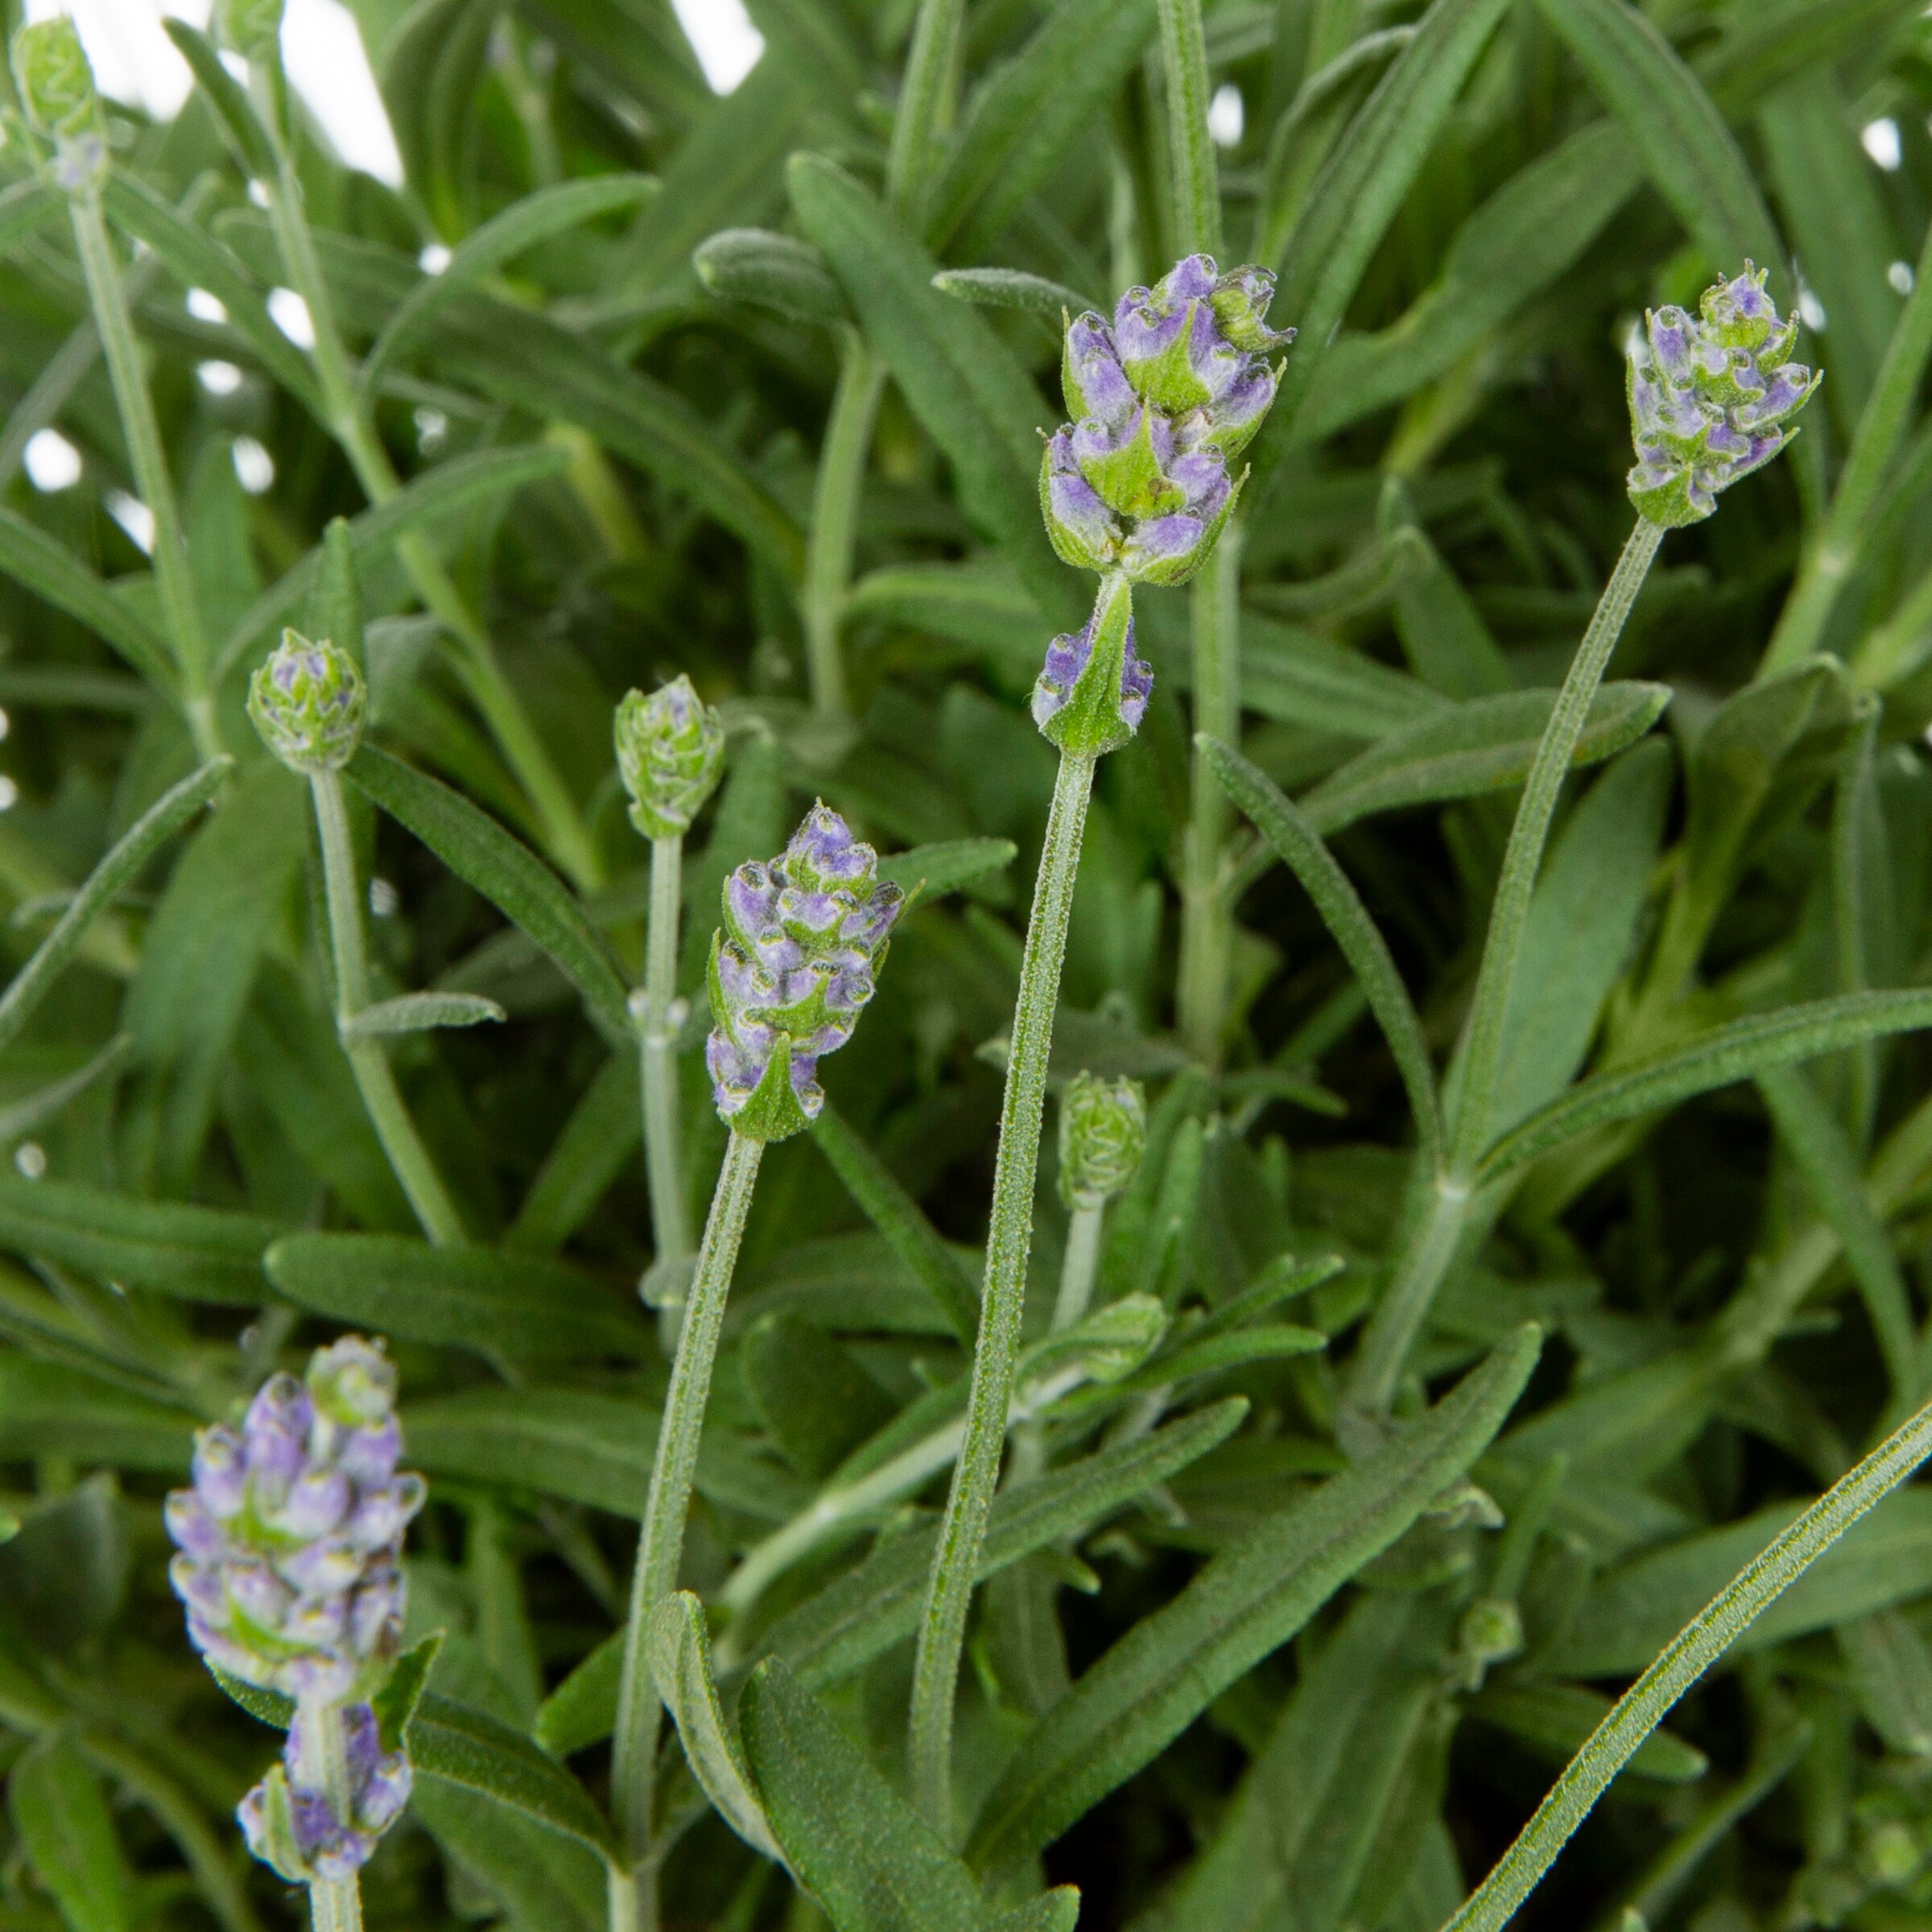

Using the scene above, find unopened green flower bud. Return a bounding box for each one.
[248,629,365,773]
[614,676,725,840]
[1058,1071,1146,1209]
[215,0,285,56]
[11,16,98,138]
[1458,1596,1523,1669]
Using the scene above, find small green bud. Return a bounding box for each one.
[248,629,366,773]
[307,1335,398,1428]
[1864,1820,1922,1889]
[1058,1071,1146,1209]
[11,16,98,138]
[614,676,725,840]
[1457,1596,1523,1669]
[215,0,285,56]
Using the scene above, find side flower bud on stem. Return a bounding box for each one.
[706,803,904,1142]
[248,630,366,774]
[10,17,105,187]
[614,675,725,841]
[167,1337,423,1889]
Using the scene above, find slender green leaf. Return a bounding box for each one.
[0,179,60,254]
[694,227,851,324]
[1470,1683,1709,1783]
[1261,0,1513,486]
[757,1404,1242,1691]
[0,758,229,1059]
[786,155,1081,630]
[1205,737,1442,1162]
[345,745,634,1046]
[932,269,1100,317]
[265,1232,644,1359]
[1298,681,1671,836]
[101,172,324,418]
[218,445,572,675]
[1533,0,1785,288]
[407,1689,620,1856]
[361,174,658,391]
[160,20,278,177]
[9,1733,129,1932]
[876,837,1017,902]
[0,1173,277,1303]
[405,1386,651,1515]
[432,301,807,580]
[342,990,507,1038]
[927,0,1158,256]
[1237,616,1446,739]
[809,1102,979,1342]
[0,507,175,688]
[0,1357,199,1471]
[649,1593,786,1863]
[966,1329,1541,1873]
[1480,991,1932,1183]
[741,1658,1079,1932]
[1758,1063,1918,1405]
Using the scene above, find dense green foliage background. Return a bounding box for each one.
[5,0,1932,1927]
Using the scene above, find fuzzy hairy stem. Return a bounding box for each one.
[639,834,693,1306]
[311,770,467,1246]
[1051,1201,1105,1333]
[1178,524,1242,1065]
[68,188,218,758]
[1156,0,1222,257]
[298,1700,365,1932]
[613,1130,765,1894]
[803,331,886,719]
[909,744,1097,1829]
[1442,1393,1932,1932]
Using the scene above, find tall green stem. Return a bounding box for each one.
[1348,518,1664,1415]
[1448,516,1663,1176]
[1157,0,1223,257]
[802,332,886,720]
[909,745,1096,1829]
[1768,213,1932,680]
[311,769,467,1247]
[250,71,601,890]
[1441,1393,1932,1932]
[1051,1202,1104,1333]
[613,1130,765,1902]
[638,834,692,1295]
[68,188,219,761]
[1178,526,1242,1065]
[297,1699,365,1932]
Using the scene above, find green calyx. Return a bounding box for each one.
[615,675,726,840]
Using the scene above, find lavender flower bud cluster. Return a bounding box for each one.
[239,1702,412,1884]
[10,18,106,188]
[707,803,902,1141]
[1058,1072,1147,1210]
[248,630,367,774]
[168,1338,423,1881]
[167,1336,423,1701]
[1042,255,1293,589]
[614,675,726,840]
[1626,264,1819,528]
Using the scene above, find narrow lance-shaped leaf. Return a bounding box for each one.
[345,745,634,1046]
[0,506,176,689]
[0,757,230,1059]
[8,1732,130,1932]
[341,991,507,1039]
[1203,737,1441,1166]
[967,1327,1542,1874]
[1480,991,1932,1183]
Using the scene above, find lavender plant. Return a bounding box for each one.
[167,1338,423,1928]
[10,5,1932,1932]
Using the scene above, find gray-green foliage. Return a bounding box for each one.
[2,0,1931,1929]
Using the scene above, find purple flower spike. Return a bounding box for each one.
[1043,255,1290,600]
[708,804,902,1141]
[1626,263,1818,527]
[166,1336,423,1703]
